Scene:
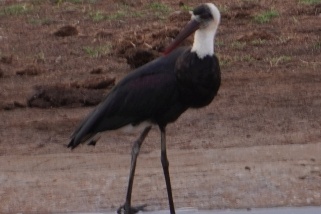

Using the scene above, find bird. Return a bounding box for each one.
[68,3,221,214]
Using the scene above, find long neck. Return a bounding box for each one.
[191,28,216,59]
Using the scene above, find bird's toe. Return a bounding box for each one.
[117,204,147,214]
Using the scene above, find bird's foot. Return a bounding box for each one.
[87,135,101,146]
[117,203,147,214]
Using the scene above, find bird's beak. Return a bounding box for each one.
[163,19,200,55]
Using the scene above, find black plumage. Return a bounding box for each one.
[68,47,220,149]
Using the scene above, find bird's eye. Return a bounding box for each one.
[200,13,212,20]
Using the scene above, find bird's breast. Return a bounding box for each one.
[175,51,221,108]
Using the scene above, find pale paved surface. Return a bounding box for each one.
[70,206,321,214]
[1,140,321,213]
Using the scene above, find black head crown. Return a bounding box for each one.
[192,4,214,21]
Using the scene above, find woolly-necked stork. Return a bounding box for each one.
[68,3,221,214]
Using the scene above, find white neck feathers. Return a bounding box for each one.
[191,28,216,59]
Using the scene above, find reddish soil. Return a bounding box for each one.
[0,0,320,213]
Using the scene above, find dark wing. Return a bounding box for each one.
[68,47,188,149]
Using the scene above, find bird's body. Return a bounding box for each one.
[69,47,220,148]
[68,3,221,214]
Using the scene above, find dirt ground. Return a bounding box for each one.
[0,0,321,213]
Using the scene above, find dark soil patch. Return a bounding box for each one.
[53,25,78,37]
[3,101,26,110]
[27,85,107,108]
[0,68,4,78]
[0,55,13,64]
[123,48,159,69]
[90,67,103,74]
[70,76,115,90]
[16,65,44,76]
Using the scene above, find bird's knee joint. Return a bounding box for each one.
[132,142,141,156]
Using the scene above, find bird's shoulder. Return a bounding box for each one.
[114,47,190,90]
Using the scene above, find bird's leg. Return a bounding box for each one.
[117,126,152,214]
[160,126,176,214]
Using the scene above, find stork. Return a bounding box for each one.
[68,3,221,214]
